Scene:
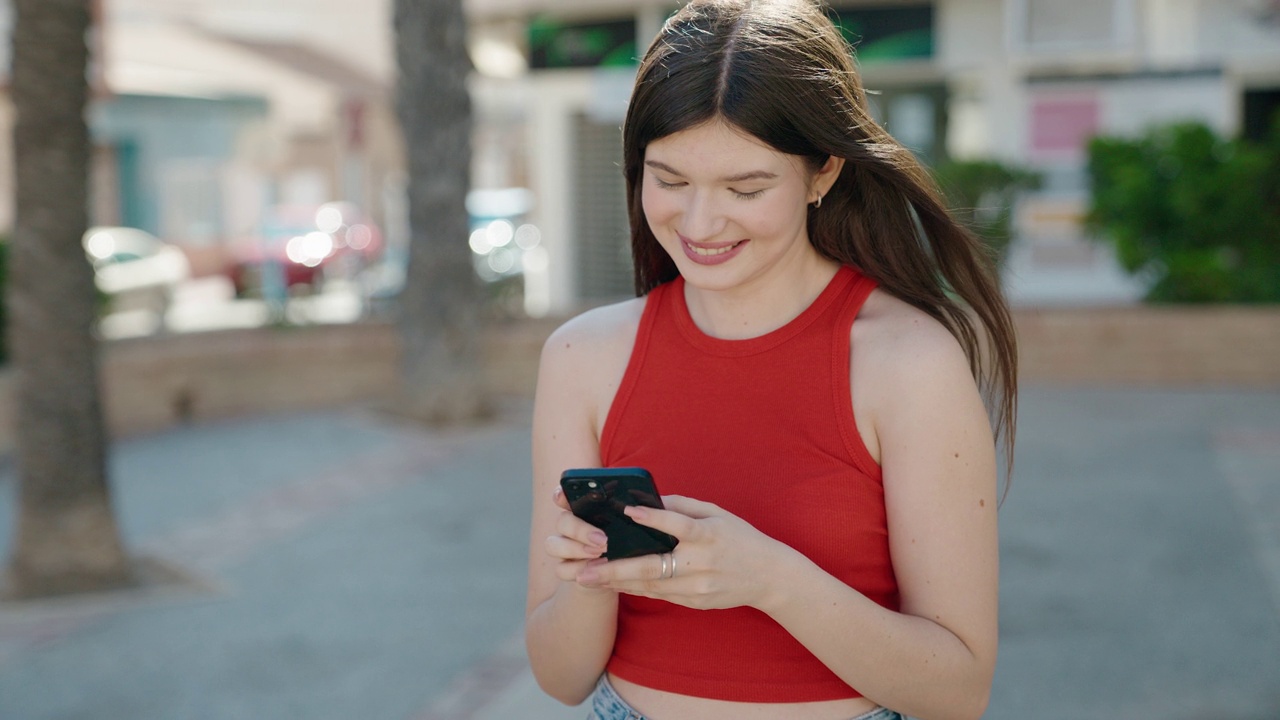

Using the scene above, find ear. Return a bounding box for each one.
[812,155,845,201]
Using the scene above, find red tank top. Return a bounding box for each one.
[599,265,899,702]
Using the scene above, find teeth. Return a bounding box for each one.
[689,242,739,256]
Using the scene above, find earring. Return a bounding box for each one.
[811,194,823,209]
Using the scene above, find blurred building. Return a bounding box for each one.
[0,0,405,280]
[467,0,1280,312]
[1,0,1277,314]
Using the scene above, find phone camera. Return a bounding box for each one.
[587,481,598,489]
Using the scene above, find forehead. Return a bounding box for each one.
[644,120,803,177]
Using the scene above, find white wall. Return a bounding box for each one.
[1196,0,1280,66]
[939,0,1025,160]
[109,0,395,82]
[522,71,595,315]
[106,22,339,139]
[1101,73,1233,135]
[1144,0,1200,66]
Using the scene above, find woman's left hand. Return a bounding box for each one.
[573,495,802,612]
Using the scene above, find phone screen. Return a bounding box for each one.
[560,468,679,560]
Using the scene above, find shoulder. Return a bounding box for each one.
[541,296,648,369]
[535,295,649,441]
[850,288,985,443]
[852,288,972,384]
[538,296,648,403]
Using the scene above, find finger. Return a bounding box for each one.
[604,577,689,598]
[552,485,570,510]
[621,503,697,539]
[573,557,611,586]
[555,511,608,551]
[659,495,724,519]
[544,534,605,561]
[578,552,667,587]
[592,571,697,602]
[555,558,595,583]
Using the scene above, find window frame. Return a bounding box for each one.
[1006,0,1139,58]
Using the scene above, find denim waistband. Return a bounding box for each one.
[587,675,905,720]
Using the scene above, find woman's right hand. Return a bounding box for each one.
[544,486,611,583]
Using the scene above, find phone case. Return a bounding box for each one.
[560,467,679,560]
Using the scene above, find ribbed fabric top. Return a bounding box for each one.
[599,265,899,703]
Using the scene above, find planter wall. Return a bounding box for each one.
[0,307,1276,456]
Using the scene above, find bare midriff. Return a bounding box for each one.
[608,674,879,720]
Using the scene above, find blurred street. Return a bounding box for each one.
[98,275,376,340]
[1,386,1278,720]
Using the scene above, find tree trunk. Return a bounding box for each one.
[3,0,132,599]
[392,0,491,424]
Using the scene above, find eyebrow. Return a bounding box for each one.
[645,159,778,183]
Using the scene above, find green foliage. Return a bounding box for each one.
[933,159,1042,266]
[1086,121,1280,303]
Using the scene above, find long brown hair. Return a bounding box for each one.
[622,0,1018,477]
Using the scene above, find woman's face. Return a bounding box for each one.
[641,120,831,292]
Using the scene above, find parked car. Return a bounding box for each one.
[225,202,383,298]
[82,226,191,317]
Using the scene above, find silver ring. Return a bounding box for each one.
[659,552,671,580]
[669,551,677,579]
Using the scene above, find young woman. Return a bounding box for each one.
[525,1,1017,719]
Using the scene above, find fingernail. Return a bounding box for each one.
[589,530,607,546]
[578,569,599,585]
[624,505,646,520]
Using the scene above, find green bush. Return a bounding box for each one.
[933,159,1042,267]
[1086,121,1280,303]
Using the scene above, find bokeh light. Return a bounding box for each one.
[514,223,541,250]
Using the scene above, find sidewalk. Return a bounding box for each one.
[1,386,1277,719]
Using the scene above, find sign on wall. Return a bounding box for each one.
[829,4,935,63]
[528,6,933,70]
[1028,93,1101,161]
[528,17,637,69]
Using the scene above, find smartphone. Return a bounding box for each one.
[560,467,679,560]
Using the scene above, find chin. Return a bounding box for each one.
[674,261,751,291]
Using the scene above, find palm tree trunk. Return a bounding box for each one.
[4,0,132,598]
[392,0,491,424]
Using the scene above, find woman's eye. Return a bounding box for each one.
[654,177,685,189]
[732,188,765,200]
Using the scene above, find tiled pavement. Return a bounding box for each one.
[0,387,1277,720]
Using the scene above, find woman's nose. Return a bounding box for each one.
[680,192,725,241]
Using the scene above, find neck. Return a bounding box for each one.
[682,250,840,340]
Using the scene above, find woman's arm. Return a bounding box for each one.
[524,302,643,705]
[759,306,999,720]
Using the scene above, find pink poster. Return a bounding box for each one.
[1029,94,1101,161]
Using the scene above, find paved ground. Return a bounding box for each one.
[0,386,1277,720]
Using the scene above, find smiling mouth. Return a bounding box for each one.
[686,240,745,257]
